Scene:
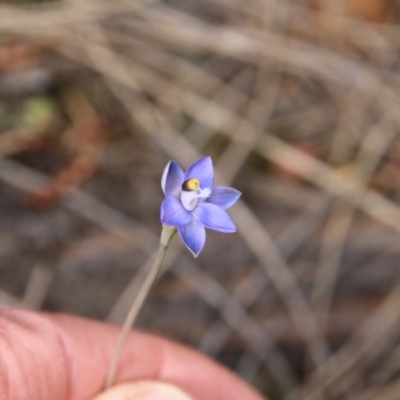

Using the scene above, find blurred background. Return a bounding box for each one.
[1,0,400,399]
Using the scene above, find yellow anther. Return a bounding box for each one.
[182,178,200,192]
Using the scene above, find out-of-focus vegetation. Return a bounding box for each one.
[1,1,400,399]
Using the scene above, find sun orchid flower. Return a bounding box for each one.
[160,156,241,257]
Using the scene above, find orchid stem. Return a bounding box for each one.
[105,225,176,389]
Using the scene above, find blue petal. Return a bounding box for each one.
[193,203,236,233]
[160,196,191,227]
[178,218,206,257]
[184,156,214,190]
[161,160,184,197]
[208,186,241,210]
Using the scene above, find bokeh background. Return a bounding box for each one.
[1,0,400,399]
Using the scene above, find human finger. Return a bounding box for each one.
[0,309,265,400]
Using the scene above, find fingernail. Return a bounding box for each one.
[91,381,195,400]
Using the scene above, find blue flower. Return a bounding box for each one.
[160,156,241,257]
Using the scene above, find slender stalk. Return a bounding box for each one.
[105,225,176,389]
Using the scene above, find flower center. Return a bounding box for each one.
[182,178,200,192]
[181,178,211,211]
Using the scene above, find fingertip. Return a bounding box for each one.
[91,382,195,400]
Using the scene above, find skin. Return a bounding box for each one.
[0,309,266,400]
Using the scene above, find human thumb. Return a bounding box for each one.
[91,381,196,400]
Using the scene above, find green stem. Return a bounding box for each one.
[104,225,176,389]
